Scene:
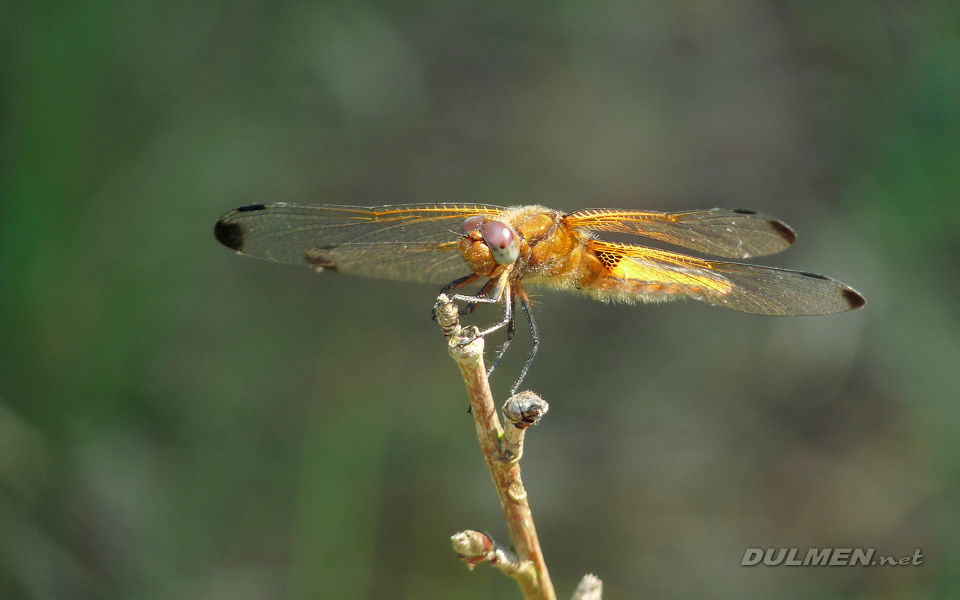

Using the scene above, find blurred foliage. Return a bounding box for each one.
[1,1,958,598]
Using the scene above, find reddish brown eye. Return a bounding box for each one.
[459,215,484,235]
[480,220,520,265]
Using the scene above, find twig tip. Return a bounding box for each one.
[571,573,603,600]
[504,391,549,429]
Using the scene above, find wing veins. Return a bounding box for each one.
[590,240,860,315]
[216,203,502,284]
[566,208,797,259]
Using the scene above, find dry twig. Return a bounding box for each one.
[436,294,602,600]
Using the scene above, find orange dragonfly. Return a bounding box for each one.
[215,203,865,392]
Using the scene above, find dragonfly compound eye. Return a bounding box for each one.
[480,220,520,265]
[458,215,484,235]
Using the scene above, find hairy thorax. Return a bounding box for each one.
[458,205,607,291]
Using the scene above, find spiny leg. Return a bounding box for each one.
[451,282,512,340]
[450,282,513,413]
[509,286,539,395]
[434,274,480,321]
[446,268,517,394]
[461,278,497,316]
[486,313,516,378]
[439,273,479,296]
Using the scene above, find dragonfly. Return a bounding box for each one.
[214,203,865,393]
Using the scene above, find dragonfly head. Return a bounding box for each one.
[458,216,520,267]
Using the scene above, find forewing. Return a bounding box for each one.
[586,240,865,316]
[214,203,503,285]
[566,208,797,259]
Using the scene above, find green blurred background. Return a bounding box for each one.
[1,1,957,598]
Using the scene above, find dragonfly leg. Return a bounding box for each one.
[448,268,517,388]
[439,273,479,295]
[435,274,481,320]
[462,278,497,316]
[487,313,516,378]
[509,287,538,395]
[451,282,512,339]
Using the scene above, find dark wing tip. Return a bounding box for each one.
[769,219,797,246]
[841,287,866,310]
[215,204,269,250]
[731,208,797,249]
[214,218,245,251]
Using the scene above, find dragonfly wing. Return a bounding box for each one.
[215,203,503,285]
[565,208,797,259]
[584,240,865,316]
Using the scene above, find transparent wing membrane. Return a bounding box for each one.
[215,203,503,285]
[566,207,797,259]
[586,240,865,316]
